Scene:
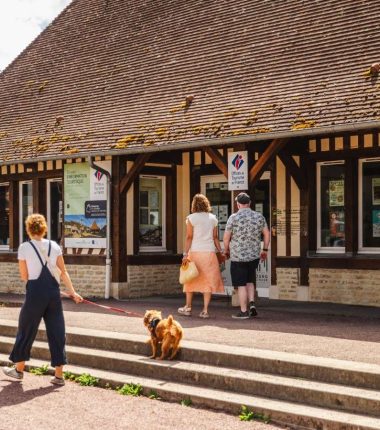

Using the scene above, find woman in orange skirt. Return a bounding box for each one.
[178,194,225,318]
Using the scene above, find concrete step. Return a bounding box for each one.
[1,319,379,390]
[1,335,379,418]
[1,353,380,430]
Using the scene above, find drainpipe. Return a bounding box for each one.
[88,156,112,299]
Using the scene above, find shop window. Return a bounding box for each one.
[139,175,166,251]
[47,179,63,244]
[317,162,345,252]
[0,184,10,249]
[19,181,33,243]
[359,159,380,252]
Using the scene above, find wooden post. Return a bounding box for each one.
[112,156,127,283]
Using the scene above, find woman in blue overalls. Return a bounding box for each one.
[2,214,82,385]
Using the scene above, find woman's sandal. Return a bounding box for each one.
[199,311,210,319]
[177,305,192,316]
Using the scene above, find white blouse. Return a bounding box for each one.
[187,212,218,252]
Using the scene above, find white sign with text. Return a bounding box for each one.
[228,151,248,190]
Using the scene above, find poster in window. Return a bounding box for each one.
[372,178,380,205]
[149,210,159,226]
[218,205,229,223]
[329,210,345,246]
[211,205,219,216]
[372,210,380,238]
[329,180,344,207]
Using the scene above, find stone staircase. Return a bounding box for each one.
[0,319,379,429]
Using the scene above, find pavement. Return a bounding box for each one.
[0,374,281,430]
[1,293,380,365]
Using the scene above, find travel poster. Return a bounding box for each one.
[329,180,344,207]
[64,161,111,248]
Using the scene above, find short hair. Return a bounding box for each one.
[25,213,48,238]
[191,194,212,213]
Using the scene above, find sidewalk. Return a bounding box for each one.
[1,293,380,365]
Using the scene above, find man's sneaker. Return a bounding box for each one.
[249,301,258,317]
[177,306,192,316]
[50,376,65,386]
[232,310,250,319]
[2,366,23,380]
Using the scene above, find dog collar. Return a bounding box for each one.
[149,318,161,337]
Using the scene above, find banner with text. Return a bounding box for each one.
[64,161,111,248]
[228,151,248,191]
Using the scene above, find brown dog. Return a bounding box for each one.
[143,310,183,360]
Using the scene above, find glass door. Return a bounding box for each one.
[253,172,271,298]
[47,179,63,244]
[201,175,233,292]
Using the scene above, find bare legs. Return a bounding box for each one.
[180,291,212,314]
[237,282,255,312]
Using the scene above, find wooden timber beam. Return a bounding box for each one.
[249,138,289,187]
[204,146,228,178]
[120,153,151,193]
[278,152,307,190]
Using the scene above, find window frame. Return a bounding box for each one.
[358,157,380,254]
[138,174,167,252]
[0,182,10,251]
[47,178,63,242]
[316,160,345,253]
[19,180,33,243]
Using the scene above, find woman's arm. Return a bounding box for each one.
[56,256,83,303]
[213,227,223,253]
[19,260,28,282]
[183,220,193,262]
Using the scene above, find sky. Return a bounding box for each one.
[0,0,72,70]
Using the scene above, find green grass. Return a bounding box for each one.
[148,390,161,400]
[30,364,49,375]
[63,371,77,381]
[239,405,270,423]
[180,397,192,407]
[117,383,143,396]
[74,373,99,386]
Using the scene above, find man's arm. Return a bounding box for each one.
[223,230,232,259]
[260,226,270,260]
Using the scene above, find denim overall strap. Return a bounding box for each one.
[48,240,52,257]
[28,241,48,268]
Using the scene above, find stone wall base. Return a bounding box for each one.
[309,268,380,307]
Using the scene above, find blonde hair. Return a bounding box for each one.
[25,213,48,238]
[191,194,212,213]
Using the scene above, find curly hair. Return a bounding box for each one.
[191,194,212,213]
[25,213,48,238]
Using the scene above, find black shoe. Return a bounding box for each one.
[249,301,258,317]
[232,310,250,319]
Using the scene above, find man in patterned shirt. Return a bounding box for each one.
[223,192,270,319]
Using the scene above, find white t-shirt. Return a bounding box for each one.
[18,239,62,280]
[187,212,218,252]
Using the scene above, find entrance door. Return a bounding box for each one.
[201,175,233,292]
[201,173,271,297]
[252,172,271,298]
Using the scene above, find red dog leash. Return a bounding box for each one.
[61,292,143,317]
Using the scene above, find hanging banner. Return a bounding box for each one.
[228,151,248,191]
[64,161,111,248]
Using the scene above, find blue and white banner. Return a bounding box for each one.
[228,151,248,191]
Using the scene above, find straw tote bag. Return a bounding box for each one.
[179,260,199,284]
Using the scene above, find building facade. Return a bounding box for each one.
[0,0,379,306]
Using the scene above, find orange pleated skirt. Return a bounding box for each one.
[183,251,224,293]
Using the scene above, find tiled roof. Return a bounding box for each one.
[0,0,380,163]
